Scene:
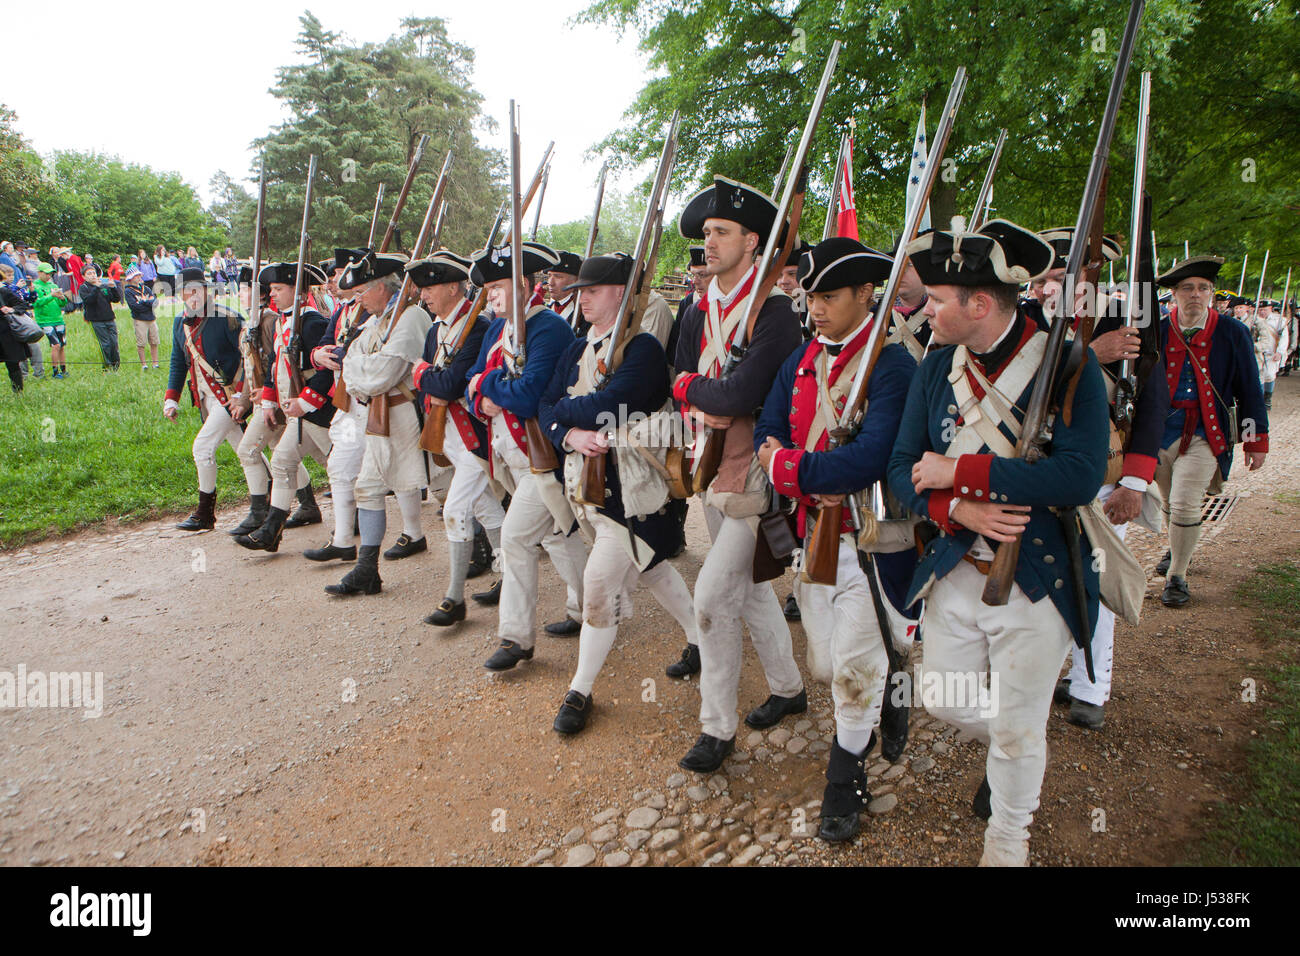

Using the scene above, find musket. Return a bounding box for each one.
[432,200,449,252]
[982,0,1146,649]
[576,112,680,501]
[1114,71,1152,436]
[364,148,455,437]
[801,66,967,586]
[421,195,526,461]
[335,135,430,413]
[692,41,842,493]
[367,182,386,248]
[1250,249,1270,326]
[823,128,850,242]
[240,156,271,417]
[530,162,550,241]
[564,161,610,333]
[772,129,798,196]
[1237,254,1248,296]
[968,128,1007,230]
[280,154,318,423]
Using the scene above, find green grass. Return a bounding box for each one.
[0,297,322,546]
[1185,559,1300,866]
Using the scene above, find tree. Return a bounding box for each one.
[0,105,52,248]
[578,0,1297,282]
[252,13,504,262]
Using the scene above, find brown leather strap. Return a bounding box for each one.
[962,553,993,575]
[385,391,412,407]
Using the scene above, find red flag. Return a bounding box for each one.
[835,136,859,239]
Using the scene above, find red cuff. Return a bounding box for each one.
[1244,433,1268,454]
[953,453,994,501]
[771,448,804,498]
[1121,452,1157,483]
[299,388,326,410]
[261,385,275,403]
[928,489,959,534]
[673,372,701,405]
[165,388,180,401]
[412,360,432,392]
[309,346,327,370]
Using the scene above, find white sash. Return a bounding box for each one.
[943,331,1046,458]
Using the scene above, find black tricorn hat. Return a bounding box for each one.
[406,251,473,288]
[785,236,815,267]
[563,253,634,291]
[339,251,409,291]
[1156,255,1224,288]
[469,241,561,286]
[317,258,335,276]
[688,245,706,268]
[1037,227,1123,271]
[1229,295,1248,308]
[798,238,893,293]
[906,218,1054,288]
[678,176,780,244]
[333,247,365,272]
[259,261,327,287]
[551,251,584,276]
[178,266,208,285]
[236,264,269,287]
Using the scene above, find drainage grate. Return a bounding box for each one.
[1201,494,1240,523]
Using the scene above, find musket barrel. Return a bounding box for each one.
[381,134,429,253]
[1120,71,1152,386]
[969,128,1007,229]
[823,130,849,242]
[509,102,525,370]
[1251,249,1270,324]
[585,162,609,259]
[367,183,386,249]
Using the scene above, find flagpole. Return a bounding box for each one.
[824,129,848,241]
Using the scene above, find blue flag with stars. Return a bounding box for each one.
[905,101,931,232]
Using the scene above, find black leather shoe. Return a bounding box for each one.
[234,506,289,553]
[972,775,991,821]
[472,580,502,606]
[553,690,593,735]
[1068,697,1105,729]
[228,494,269,536]
[1053,678,1072,706]
[1155,550,1172,577]
[666,644,701,679]
[284,484,322,529]
[484,639,533,671]
[423,599,466,627]
[782,593,801,621]
[879,693,909,763]
[544,617,581,637]
[383,533,427,560]
[176,490,217,531]
[1161,574,1190,608]
[744,689,808,730]
[303,542,357,562]
[678,734,735,773]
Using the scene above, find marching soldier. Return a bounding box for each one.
[464,241,587,669]
[673,176,806,773]
[1032,228,1170,729]
[1251,298,1288,410]
[664,246,710,568]
[755,237,918,841]
[234,262,335,552]
[886,219,1110,866]
[304,248,371,563]
[775,237,813,299]
[410,251,506,625]
[537,253,700,733]
[325,250,433,595]
[228,265,309,537]
[163,267,246,530]
[547,251,584,332]
[885,244,931,361]
[1153,256,1268,607]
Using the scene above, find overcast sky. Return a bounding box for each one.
[4,0,651,226]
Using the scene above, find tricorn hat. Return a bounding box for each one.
[1156,255,1224,288]
[551,251,584,276]
[333,247,365,272]
[407,251,473,288]
[798,238,893,293]
[1037,227,1123,271]
[906,219,1054,287]
[688,245,706,268]
[339,251,409,291]
[259,261,327,287]
[679,176,780,244]
[563,253,635,291]
[469,241,561,286]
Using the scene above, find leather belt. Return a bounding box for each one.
[385,391,412,407]
[962,554,993,575]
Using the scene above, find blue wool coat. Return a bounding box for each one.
[416,314,491,455]
[886,334,1110,646]
[756,338,919,615]
[166,306,244,407]
[469,308,576,420]
[538,332,676,568]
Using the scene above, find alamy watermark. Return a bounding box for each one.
[1,665,104,718]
